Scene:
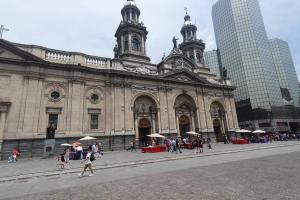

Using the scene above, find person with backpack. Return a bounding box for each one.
[78,148,95,177]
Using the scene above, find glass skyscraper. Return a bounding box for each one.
[204,50,221,79]
[212,0,300,131]
[269,38,299,107]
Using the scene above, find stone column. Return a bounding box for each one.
[176,114,180,138]
[221,118,226,136]
[152,115,156,134]
[129,8,132,21]
[121,35,124,54]
[128,34,132,53]
[157,109,161,133]
[193,49,197,62]
[191,113,195,131]
[0,112,7,156]
[134,116,139,141]
[141,36,145,55]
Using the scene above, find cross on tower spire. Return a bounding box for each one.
[184,7,188,15]
[0,25,9,39]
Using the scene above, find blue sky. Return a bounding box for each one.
[1,0,299,80]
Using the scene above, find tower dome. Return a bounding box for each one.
[179,10,205,65]
[114,0,150,63]
[181,11,197,42]
[121,0,140,23]
[183,13,193,26]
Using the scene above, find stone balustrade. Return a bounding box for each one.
[85,56,107,67]
[46,51,71,62]
[14,43,110,68]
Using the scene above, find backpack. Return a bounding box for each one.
[90,152,95,162]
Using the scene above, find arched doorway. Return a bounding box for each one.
[174,94,198,138]
[138,118,151,147]
[213,119,223,142]
[133,95,158,147]
[210,102,227,142]
[179,115,190,138]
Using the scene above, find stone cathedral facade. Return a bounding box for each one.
[0,0,239,159]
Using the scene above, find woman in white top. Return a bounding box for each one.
[78,148,94,177]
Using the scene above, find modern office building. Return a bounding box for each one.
[212,0,300,131]
[204,50,222,79]
[269,38,299,106]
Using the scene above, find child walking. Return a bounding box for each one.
[78,148,95,177]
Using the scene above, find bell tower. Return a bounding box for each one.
[114,0,150,63]
[179,10,205,66]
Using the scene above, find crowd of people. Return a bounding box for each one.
[57,142,103,170]
[245,132,300,143]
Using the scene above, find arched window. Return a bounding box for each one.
[196,52,202,62]
[190,54,194,60]
[126,12,130,21]
[124,40,129,51]
[132,11,136,21]
[132,38,140,51]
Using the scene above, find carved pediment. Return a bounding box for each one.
[0,40,44,62]
[161,69,210,85]
[0,46,25,61]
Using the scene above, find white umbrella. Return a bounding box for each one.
[60,143,72,147]
[79,136,97,147]
[253,130,266,134]
[79,136,97,141]
[236,129,252,133]
[186,131,199,135]
[147,133,166,138]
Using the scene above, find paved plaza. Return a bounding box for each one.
[0,141,300,200]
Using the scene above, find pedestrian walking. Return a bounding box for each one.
[78,148,94,177]
[207,137,212,149]
[196,137,201,153]
[165,139,172,152]
[175,138,182,154]
[126,141,133,151]
[132,140,137,152]
[199,138,204,153]
[171,138,176,153]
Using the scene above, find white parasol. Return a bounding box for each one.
[186,131,199,135]
[79,136,97,147]
[79,136,97,141]
[60,143,72,147]
[236,129,252,133]
[147,133,166,138]
[253,130,266,134]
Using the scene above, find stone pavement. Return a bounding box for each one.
[0,141,299,183]
[7,151,300,200]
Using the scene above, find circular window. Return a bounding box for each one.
[91,94,99,102]
[51,91,60,100]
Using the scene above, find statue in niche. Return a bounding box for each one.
[141,104,146,113]
[46,123,56,139]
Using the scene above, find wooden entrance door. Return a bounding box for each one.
[138,118,151,147]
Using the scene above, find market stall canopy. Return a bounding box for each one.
[186,131,199,135]
[147,133,166,138]
[79,136,97,141]
[236,129,252,133]
[253,130,266,134]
